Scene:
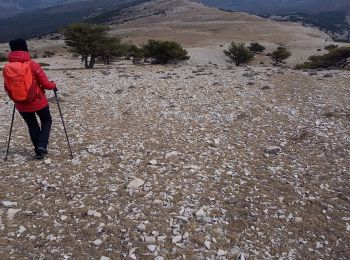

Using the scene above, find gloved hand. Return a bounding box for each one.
[50,81,57,92]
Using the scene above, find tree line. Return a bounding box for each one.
[23,22,346,70]
[61,22,294,69]
[62,23,189,68]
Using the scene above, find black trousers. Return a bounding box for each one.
[19,106,52,151]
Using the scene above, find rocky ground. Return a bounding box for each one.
[0,57,349,259]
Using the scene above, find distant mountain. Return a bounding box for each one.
[0,0,90,18]
[200,0,350,41]
[0,0,148,43]
[200,0,350,15]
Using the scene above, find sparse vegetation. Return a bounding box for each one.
[324,44,338,51]
[248,42,266,53]
[42,51,55,58]
[295,46,350,69]
[224,42,254,66]
[270,46,291,65]
[143,39,190,64]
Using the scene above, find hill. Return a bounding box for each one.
[200,0,350,42]
[0,0,91,19]
[200,0,350,15]
[103,0,334,65]
[0,0,148,42]
[266,12,350,42]
[0,0,341,65]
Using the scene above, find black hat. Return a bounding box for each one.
[9,39,29,52]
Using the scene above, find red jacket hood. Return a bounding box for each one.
[8,51,31,62]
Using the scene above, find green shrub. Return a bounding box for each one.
[39,63,51,67]
[128,44,144,58]
[248,42,266,53]
[97,37,127,64]
[295,46,350,69]
[127,44,144,64]
[224,42,254,66]
[294,63,313,70]
[324,44,338,51]
[143,39,190,64]
[271,46,291,64]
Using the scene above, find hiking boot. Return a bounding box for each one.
[37,147,48,154]
[34,147,47,160]
[35,153,45,160]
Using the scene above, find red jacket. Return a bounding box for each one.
[3,51,56,112]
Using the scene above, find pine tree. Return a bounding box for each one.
[62,23,109,68]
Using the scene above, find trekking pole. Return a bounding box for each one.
[54,90,73,159]
[4,105,16,161]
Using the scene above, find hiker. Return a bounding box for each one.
[3,39,57,159]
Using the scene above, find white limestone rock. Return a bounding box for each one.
[7,208,21,219]
[127,178,145,189]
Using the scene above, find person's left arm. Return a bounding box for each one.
[32,62,56,90]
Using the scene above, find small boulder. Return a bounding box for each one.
[323,73,333,78]
[137,223,146,232]
[261,85,271,90]
[127,178,145,189]
[148,159,158,165]
[148,245,157,252]
[265,146,282,155]
[172,235,182,244]
[93,239,103,246]
[195,208,206,220]
[44,159,52,165]
[295,217,303,223]
[2,201,18,207]
[7,208,21,219]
